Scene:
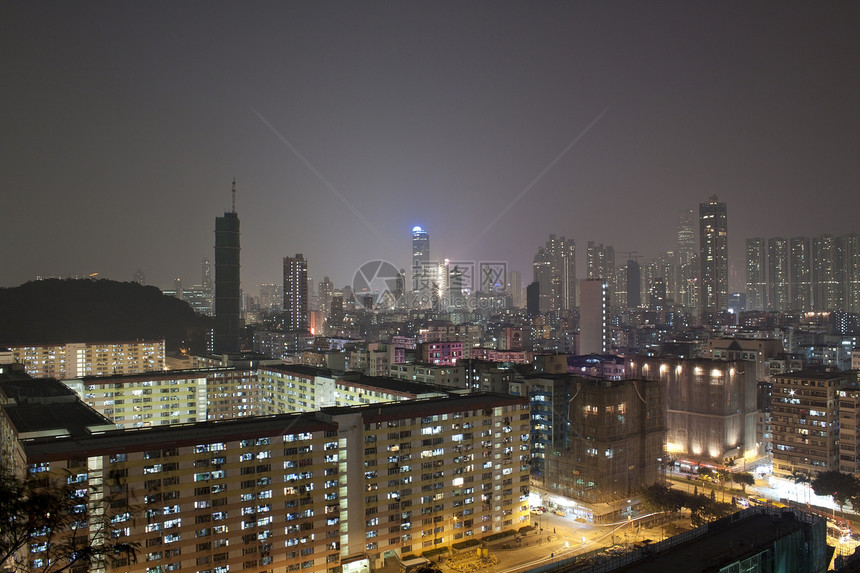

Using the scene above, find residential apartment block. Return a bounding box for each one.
[8,340,165,379]
[771,369,853,478]
[2,377,529,573]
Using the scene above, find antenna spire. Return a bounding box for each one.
[231,178,237,213]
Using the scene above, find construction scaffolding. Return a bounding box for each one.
[545,376,666,504]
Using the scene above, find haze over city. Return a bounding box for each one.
[3,2,859,291]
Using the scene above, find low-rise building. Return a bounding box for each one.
[389,363,466,388]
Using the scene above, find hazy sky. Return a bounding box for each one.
[3,2,859,294]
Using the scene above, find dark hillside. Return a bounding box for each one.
[0,279,212,352]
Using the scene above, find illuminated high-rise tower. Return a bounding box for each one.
[768,237,789,311]
[283,254,309,333]
[411,226,430,299]
[532,234,576,313]
[699,195,728,324]
[318,276,334,321]
[677,209,695,265]
[790,237,812,312]
[812,234,841,311]
[746,238,766,311]
[214,179,241,354]
[843,233,860,314]
[677,209,697,310]
[586,241,615,307]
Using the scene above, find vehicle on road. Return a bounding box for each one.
[553,509,566,516]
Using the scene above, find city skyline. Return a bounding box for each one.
[3,3,860,291]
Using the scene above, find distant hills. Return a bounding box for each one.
[0,279,213,352]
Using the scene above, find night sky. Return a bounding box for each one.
[3,2,859,294]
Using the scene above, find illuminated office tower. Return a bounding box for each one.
[746,238,766,311]
[767,237,789,311]
[283,254,309,333]
[790,237,812,312]
[411,225,430,297]
[214,180,241,354]
[699,196,728,323]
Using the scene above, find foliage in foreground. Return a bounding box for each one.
[639,482,734,525]
[0,466,138,573]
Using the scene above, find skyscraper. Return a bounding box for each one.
[677,208,698,310]
[214,180,241,354]
[586,241,615,307]
[532,234,576,313]
[677,208,695,264]
[626,259,641,309]
[745,238,766,311]
[790,237,812,312]
[812,234,841,311]
[318,276,334,320]
[647,251,678,310]
[699,195,728,323]
[283,254,309,333]
[411,225,430,299]
[767,237,789,311]
[526,281,540,317]
[844,233,860,314]
[580,278,610,354]
[508,270,523,308]
[201,258,213,293]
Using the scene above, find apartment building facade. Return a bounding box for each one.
[771,369,852,478]
[8,340,165,379]
[5,383,529,573]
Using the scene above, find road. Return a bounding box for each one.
[432,475,860,573]
[441,511,675,573]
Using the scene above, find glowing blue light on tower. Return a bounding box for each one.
[412,226,424,233]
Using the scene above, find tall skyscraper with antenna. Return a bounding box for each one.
[214,179,241,353]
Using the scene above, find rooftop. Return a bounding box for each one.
[562,507,828,573]
[20,392,526,462]
[774,369,851,380]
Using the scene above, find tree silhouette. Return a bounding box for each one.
[0,466,138,573]
[811,470,859,512]
[732,472,755,494]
